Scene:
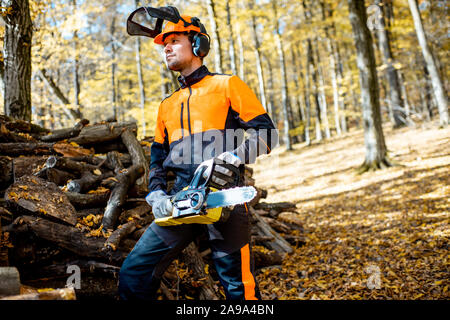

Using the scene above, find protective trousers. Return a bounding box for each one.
[118,204,261,300]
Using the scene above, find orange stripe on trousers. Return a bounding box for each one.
[240,244,258,300]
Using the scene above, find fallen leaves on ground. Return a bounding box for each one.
[253,124,449,300]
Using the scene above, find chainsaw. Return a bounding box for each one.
[154,159,256,226]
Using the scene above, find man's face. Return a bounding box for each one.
[163,33,194,72]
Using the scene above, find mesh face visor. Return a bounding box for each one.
[126,6,182,38]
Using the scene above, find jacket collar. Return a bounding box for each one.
[177,65,211,88]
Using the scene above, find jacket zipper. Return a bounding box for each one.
[180,102,184,138]
[187,86,194,178]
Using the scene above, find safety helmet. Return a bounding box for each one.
[127,6,210,57]
[154,15,202,44]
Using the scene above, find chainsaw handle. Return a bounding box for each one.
[189,160,212,189]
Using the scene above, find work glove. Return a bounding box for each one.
[210,152,242,188]
[145,190,173,219]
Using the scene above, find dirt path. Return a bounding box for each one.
[251,123,449,299]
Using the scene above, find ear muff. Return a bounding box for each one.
[192,33,210,57]
[191,17,210,58]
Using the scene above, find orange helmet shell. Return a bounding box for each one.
[154,15,201,44]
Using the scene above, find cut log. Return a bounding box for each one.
[0,156,13,189]
[65,191,110,209]
[5,175,77,226]
[106,151,124,174]
[0,122,35,143]
[40,119,89,142]
[0,207,11,266]
[9,216,127,264]
[67,171,114,193]
[118,203,152,225]
[37,259,120,277]
[44,168,76,186]
[1,287,76,300]
[0,142,55,156]
[253,201,297,216]
[80,139,129,154]
[252,246,282,268]
[101,164,145,231]
[248,187,266,207]
[52,141,94,157]
[103,215,153,252]
[181,242,219,300]
[68,155,105,166]
[249,207,293,254]
[0,115,50,136]
[0,267,21,296]
[121,128,149,195]
[45,156,98,175]
[262,216,292,234]
[69,121,137,145]
[12,156,48,180]
[277,212,304,232]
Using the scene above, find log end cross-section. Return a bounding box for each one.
[5,175,77,226]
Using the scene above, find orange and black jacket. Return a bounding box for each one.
[149,65,278,194]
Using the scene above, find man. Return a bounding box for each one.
[119,9,278,300]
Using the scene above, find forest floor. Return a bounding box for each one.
[252,121,449,300]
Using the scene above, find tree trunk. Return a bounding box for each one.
[264,54,277,126]
[321,3,343,136]
[205,0,223,74]
[135,0,146,137]
[71,0,82,120]
[300,43,312,146]
[313,41,331,139]
[291,45,306,142]
[225,1,237,75]
[236,21,245,81]
[2,0,32,121]
[347,0,391,172]
[272,0,292,150]
[375,0,406,128]
[248,0,267,112]
[408,0,448,126]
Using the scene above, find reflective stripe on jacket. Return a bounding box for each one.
[149,65,278,194]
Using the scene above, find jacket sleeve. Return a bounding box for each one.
[226,75,279,163]
[148,104,170,193]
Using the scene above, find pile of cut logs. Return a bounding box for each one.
[0,115,304,300]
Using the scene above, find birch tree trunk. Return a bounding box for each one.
[272,0,292,150]
[408,0,448,126]
[320,2,342,136]
[301,43,312,146]
[2,0,32,121]
[314,41,331,139]
[375,0,406,128]
[348,0,392,171]
[236,21,245,81]
[226,1,237,75]
[264,54,277,126]
[205,0,223,74]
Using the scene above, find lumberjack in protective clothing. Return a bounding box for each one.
[119,6,278,300]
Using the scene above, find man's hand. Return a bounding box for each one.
[211,152,241,187]
[145,190,173,219]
